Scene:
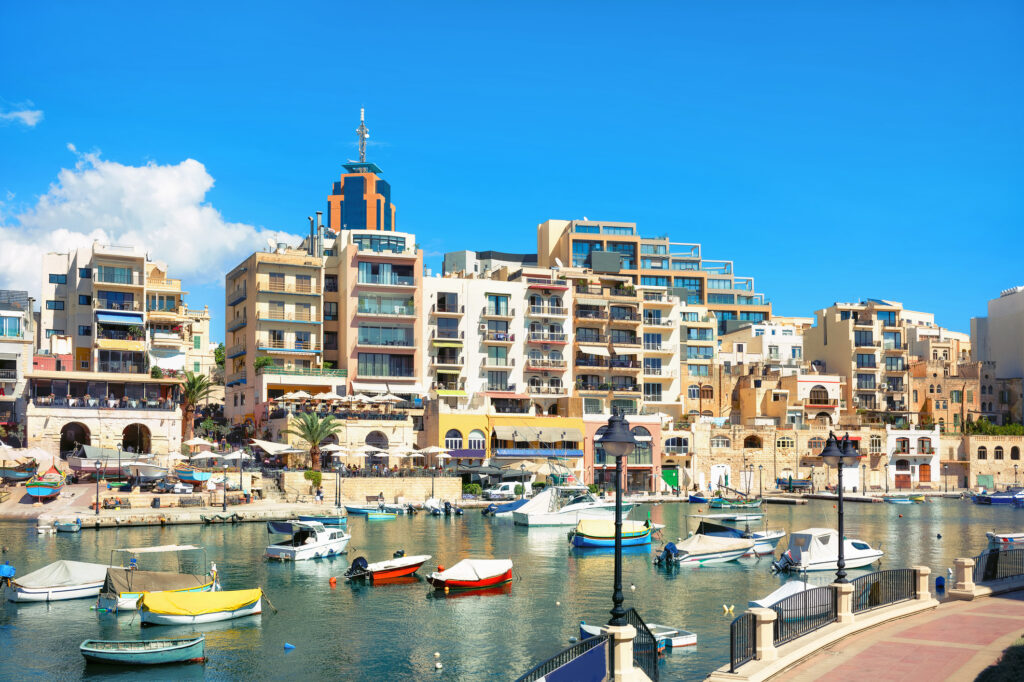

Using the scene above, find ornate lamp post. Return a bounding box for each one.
[943,464,949,493]
[222,464,229,512]
[861,463,866,493]
[1015,464,1019,488]
[600,410,638,627]
[520,463,527,499]
[821,432,862,584]
[884,462,889,494]
[94,460,102,515]
[758,464,764,498]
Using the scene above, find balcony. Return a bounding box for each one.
[643,291,671,303]
[575,285,604,296]
[884,344,908,353]
[664,445,688,455]
[227,284,247,306]
[803,399,839,408]
[257,339,322,353]
[431,303,464,316]
[92,269,142,286]
[525,358,568,370]
[146,304,184,319]
[494,448,584,457]
[482,331,515,344]
[227,317,248,332]
[356,243,417,258]
[225,342,246,359]
[357,305,415,318]
[527,331,567,344]
[431,356,463,368]
[528,305,568,317]
[255,366,346,377]
[481,306,515,320]
[575,357,609,368]
[609,313,641,326]
[577,382,610,392]
[610,338,641,347]
[481,358,512,370]
[608,287,638,299]
[96,361,147,374]
[257,281,321,295]
[357,339,416,352]
[354,274,415,289]
[93,299,142,312]
[147,276,182,292]
[643,342,673,353]
[483,383,517,393]
[643,318,675,328]
[525,277,569,291]
[576,335,608,344]
[855,339,879,349]
[257,309,320,324]
[609,361,641,372]
[226,369,247,385]
[149,330,187,346]
[526,385,567,396]
[642,366,675,377]
[0,368,17,380]
[609,384,641,394]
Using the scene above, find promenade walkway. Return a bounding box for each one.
[782,590,1024,681]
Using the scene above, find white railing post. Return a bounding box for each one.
[913,565,932,600]
[834,582,855,624]
[749,607,778,662]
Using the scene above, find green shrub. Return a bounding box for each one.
[462,483,482,496]
[532,481,546,491]
[150,367,163,378]
[588,484,599,494]
[303,470,322,487]
[514,484,525,496]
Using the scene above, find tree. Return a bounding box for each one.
[283,412,342,472]
[179,371,213,444]
[253,356,275,372]
[214,343,225,368]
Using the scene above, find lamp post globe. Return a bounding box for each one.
[600,410,637,628]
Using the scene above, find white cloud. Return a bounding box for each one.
[0,150,295,298]
[0,109,44,127]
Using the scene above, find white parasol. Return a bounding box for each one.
[183,437,213,447]
[313,391,344,401]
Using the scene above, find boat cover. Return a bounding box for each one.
[575,519,650,538]
[267,520,324,534]
[14,560,108,588]
[750,581,815,608]
[139,588,261,615]
[695,521,742,537]
[437,559,513,582]
[367,554,432,571]
[677,534,754,554]
[0,457,36,468]
[102,568,210,595]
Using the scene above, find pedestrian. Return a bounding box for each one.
[316,486,324,504]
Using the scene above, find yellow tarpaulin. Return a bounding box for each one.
[139,588,262,616]
[575,519,650,538]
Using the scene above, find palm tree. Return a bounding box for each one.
[179,371,213,445]
[283,412,342,472]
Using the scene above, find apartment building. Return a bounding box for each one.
[537,219,771,333]
[326,161,396,232]
[442,250,537,277]
[719,321,805,372]
[0,290,35,443]
[733,369,844,428]
[908,359,980,433]
[804,299,912,423]
[971,286,1024,423]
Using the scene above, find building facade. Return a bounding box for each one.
[0,290,35,444]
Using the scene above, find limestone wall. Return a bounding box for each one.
[278,471,462,503]
[26,405,182,455]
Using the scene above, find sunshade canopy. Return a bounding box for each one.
[102,568,210,595]
[139,588,261,616]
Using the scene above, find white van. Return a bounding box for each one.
[485,482,523,500]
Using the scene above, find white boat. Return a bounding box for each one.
[264,520,350,561]
[5,560,109,602]
[692,513,764,523]
[139,588,262,626]
[654,534,754,565]
[750,581,833,620]
[126,462,169,481]
[987,531,1024,549]
[580,620,697,648]
[96,545,218,612]
[512,486,635,527]
[695,520,785,557]
[772,528,884,573]
[66,444,154,477]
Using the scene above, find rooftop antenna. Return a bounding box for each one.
[356,108,370,163]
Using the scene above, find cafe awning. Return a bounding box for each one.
[612,346,641,356]
[96,312,144,325]
[432,341,462,348]
[536,426,583,442]
[578,345,610,357]
[493,425,540,441]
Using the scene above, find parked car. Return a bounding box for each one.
[154,481,193,494]
[484,482,523,501]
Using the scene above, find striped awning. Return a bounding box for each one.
[575,297,608,306]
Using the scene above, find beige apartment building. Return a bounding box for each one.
[0,290,35,441]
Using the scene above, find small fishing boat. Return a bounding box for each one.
[570,519,660,548]
[344,550,431,581]
[653,535,754,566]
[139,588,263,626]
[909,495,925,503]
[54,518,83,533]
[344,505,376,515]
[884,497,913,505]
[579,620,696,649]
[972,487,1024,505]
[750,581,832,621]
[265,520,350,561]
[5,560,109,602]
[0,457,37,483]
[126,462,169,484]
[771,528,883,573]
[709,497,762,510]
[512,486,634,527]
[173,466,212,483]
[25,465,65,500]
[366,511,396,520]
[97,568,219,612]
[424,498,443,516]
[776,477,812,490]
[297,511,347,526]
[426,559,514,592]
[80,636,206,665]
[987,531,1024,548]
[695,520,785,557]
[688,494,708,504]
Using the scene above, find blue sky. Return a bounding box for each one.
[1,2,1021,342]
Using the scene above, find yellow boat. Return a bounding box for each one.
[910,495,925,503]
[139,588,263,626]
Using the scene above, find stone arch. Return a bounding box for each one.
[60,422,91,454]
[365,431,389,450]
[815,412,832,426]
[121,423,151,453]
[808,385,829,404]
[743,435,762,449]
[444,429,463,450]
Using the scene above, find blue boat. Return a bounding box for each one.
[344,505,375,515]
[688,494,708,503]
[884,497,913,505]
[570,519,657,548]
[0,457,37,483]
[366,511,396,520]
[482,498,529,517]
[80,636,206,665]
[973,488,1024,505]
[298,513,347,526]
[54,518,83,532]
[173,466,212,483]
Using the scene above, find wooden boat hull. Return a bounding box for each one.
[344,505,374,515]
[97,580,217,612]
[427,568,512,591]
[174,468,212,483]
[141,598,261,626]
[366,512,396,520]
[54,521,82,532]
[709,499,762,509]
[688,495,708,503]
[571,529,653,548]
[0,465,36,482]
[80,636,206,665]
[7,580,105,603]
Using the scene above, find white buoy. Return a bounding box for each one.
[630,584,636,591]
[434,652,440,659]
[556,601,560,606]
[435,662,443,669]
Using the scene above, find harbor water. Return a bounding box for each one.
[0,498,1013,681]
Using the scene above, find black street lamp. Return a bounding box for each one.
[884,462,889,494]
[222,464,229,511]
[943,464,949,493]
[1015,464,1019,488]
[520,463,527,499]
[94,460,102,516]
[600,410,638,627]
[335,467,341,507]
[861,463,866,494]
[758,464,764,498]
[117,445,122,485]
[821,431,862,584]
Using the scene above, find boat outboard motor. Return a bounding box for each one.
[483,503,498,516]
[653,542,679,566]
[454,505,464,516]
[344,556,369,579]
[771,550,795,573]
[406,504,417,515]
[444,501,453,516]
[0,561,14,590]
[393,549,405,559]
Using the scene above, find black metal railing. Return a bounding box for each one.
[515,633,609,682]
[851,569,918,614]
[974,548,1024,583]
[730,612,757,672]
[771,585,838,647]
[625,608,659,681]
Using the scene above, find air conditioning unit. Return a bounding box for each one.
[478,324,487,332]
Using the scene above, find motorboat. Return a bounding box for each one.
[80,636,206,665]
[688,494,708,503]
[972,488,1024,505]
[771,528,883,573]
[66,445,155,477]
[5,560,109,602]
[54,518,83,533]
[26,465,65,499]
[264,520,350,561]
[126,462,169,484]
[909,495,925,503]
[653,535,754,566]
[344,550,431,581]
[0,456,37,482]
[442,501,463,516]
[694,520,785,557]
[512,486,634,527]
[482,498,530,517]
[139,589,262,626]
[709,498,762,510]
[749,581,832,621]
[424,498,462,516]
[580,620,696,649]
[426,559,514,592]
[692,513,763,523]
[570,519,660,548]
[345,505,377,515]
[987,531,1024,548]
[776,477,812,490]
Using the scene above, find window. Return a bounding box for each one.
[79,267,91,279]
[444,429,463,450]
[357,353,414,377]
[193,362,200,372]
[808,437,825,452]
[45,329,64,338]
[877,310,897,325]
[46,300,64,310]
[995,446,1004,460]
[870,435,883,454]
[1012,447,1020,461]
[792,346,802,359]
[951,390,962,403]
[324,274,338,292]
[467,430,486,450]
[584,398,603,414]
[856,354,875,368]
[324,332,338,350]
[687,384,699,400]
[918,438,932,454]
[78,295,92,305]
[486,294,509,316]
[707,293,734,304]
[711,436,730,448]
[640,276,668,287]
[854,330,873,347]
[77,325,91,336]
[193,334,202,350]
[776,437,795,449]
[700,385,713,400]
[977,447,987,460]
[643,383,662,401]
[0,316,21,337]
[48,273,67,284]
[687,346,713,360]
[707,278,732,289]
[324,302,338,321]
[885,357,905,371]
[688,365,709,377]
[857,374,876,390]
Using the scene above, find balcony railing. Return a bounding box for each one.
[255,366,347,377]
[643,367,675,377]
[482,331,515,342]
[96,362,147,374]
[575,285,603,296]
[484,383,517,392]
[804,398,839,407]
[258,281,321,295]
[257,309,317,322]
[525,358,567,369]
[149,330,186,344]
[609,313,641,323]
[96,332,145,343]
[643,317,674,327]
[527,331,567,343]
[576,335,608,344]
[609,360,641,370]
[227,317,248,332]
[609,287,637,298]
[481,306,515,318]
[93,270,142,285]
[432,356,464,366]
[575,358,608,368]
[257,339,322,352]
[644,342,671,352]
[225,342,246,358]
[432,303,464,315]
[0,369,17,380]
[227,284,247,305]
[526,385,567,395]
[575,308,608,320]
[93,300,142,312]
[529,305,568,316]
[226,370,247,384]
[33,397,177,410]
[358,338,415,348]
[356,275,415,287]
[357,305,415,317]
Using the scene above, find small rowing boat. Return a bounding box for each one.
[173,466,212,483]
[139,589,262,626]
[344,551,431,581]
[54,518,83,533]
[426,559,513,592]
[80,636,206,665]
[884,497,913,504]
[344,505,376,515]
[709,498,762,510]
[366,511,396,520]
[0,457,37,483]
[653,535,754,566]
[298,511,347,526]
[580,620,696,648]
[688,494,708,503]
[570,519,660,548]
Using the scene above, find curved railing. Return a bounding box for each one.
[850,569,917,614]
[515,633,609,682]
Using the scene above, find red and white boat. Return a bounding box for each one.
[344,552,431,582]
[426,559,513,592]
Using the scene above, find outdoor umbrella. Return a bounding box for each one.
[314,391,344,401]
[418,446,449,455]
[183,437,213,448]
[289,390,312,400]
[221,450,253,461]
[350,393,373,403]
[320,443,346,453]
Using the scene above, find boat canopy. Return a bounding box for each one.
[139,588,261,616]
[677,534,754,554]
[695,521,744,536]
[785,528,839,564]
[575,519,650,538]
[13,560,108,588]
[436,559,513,582]
[102,568,210,595]
[267,520,324,534]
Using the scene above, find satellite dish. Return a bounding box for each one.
[554,257,564,268]
[266,238,277,251]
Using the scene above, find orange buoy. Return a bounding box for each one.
[899,514,903,518]
[329,577,337,587]
[437,565,445,572]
